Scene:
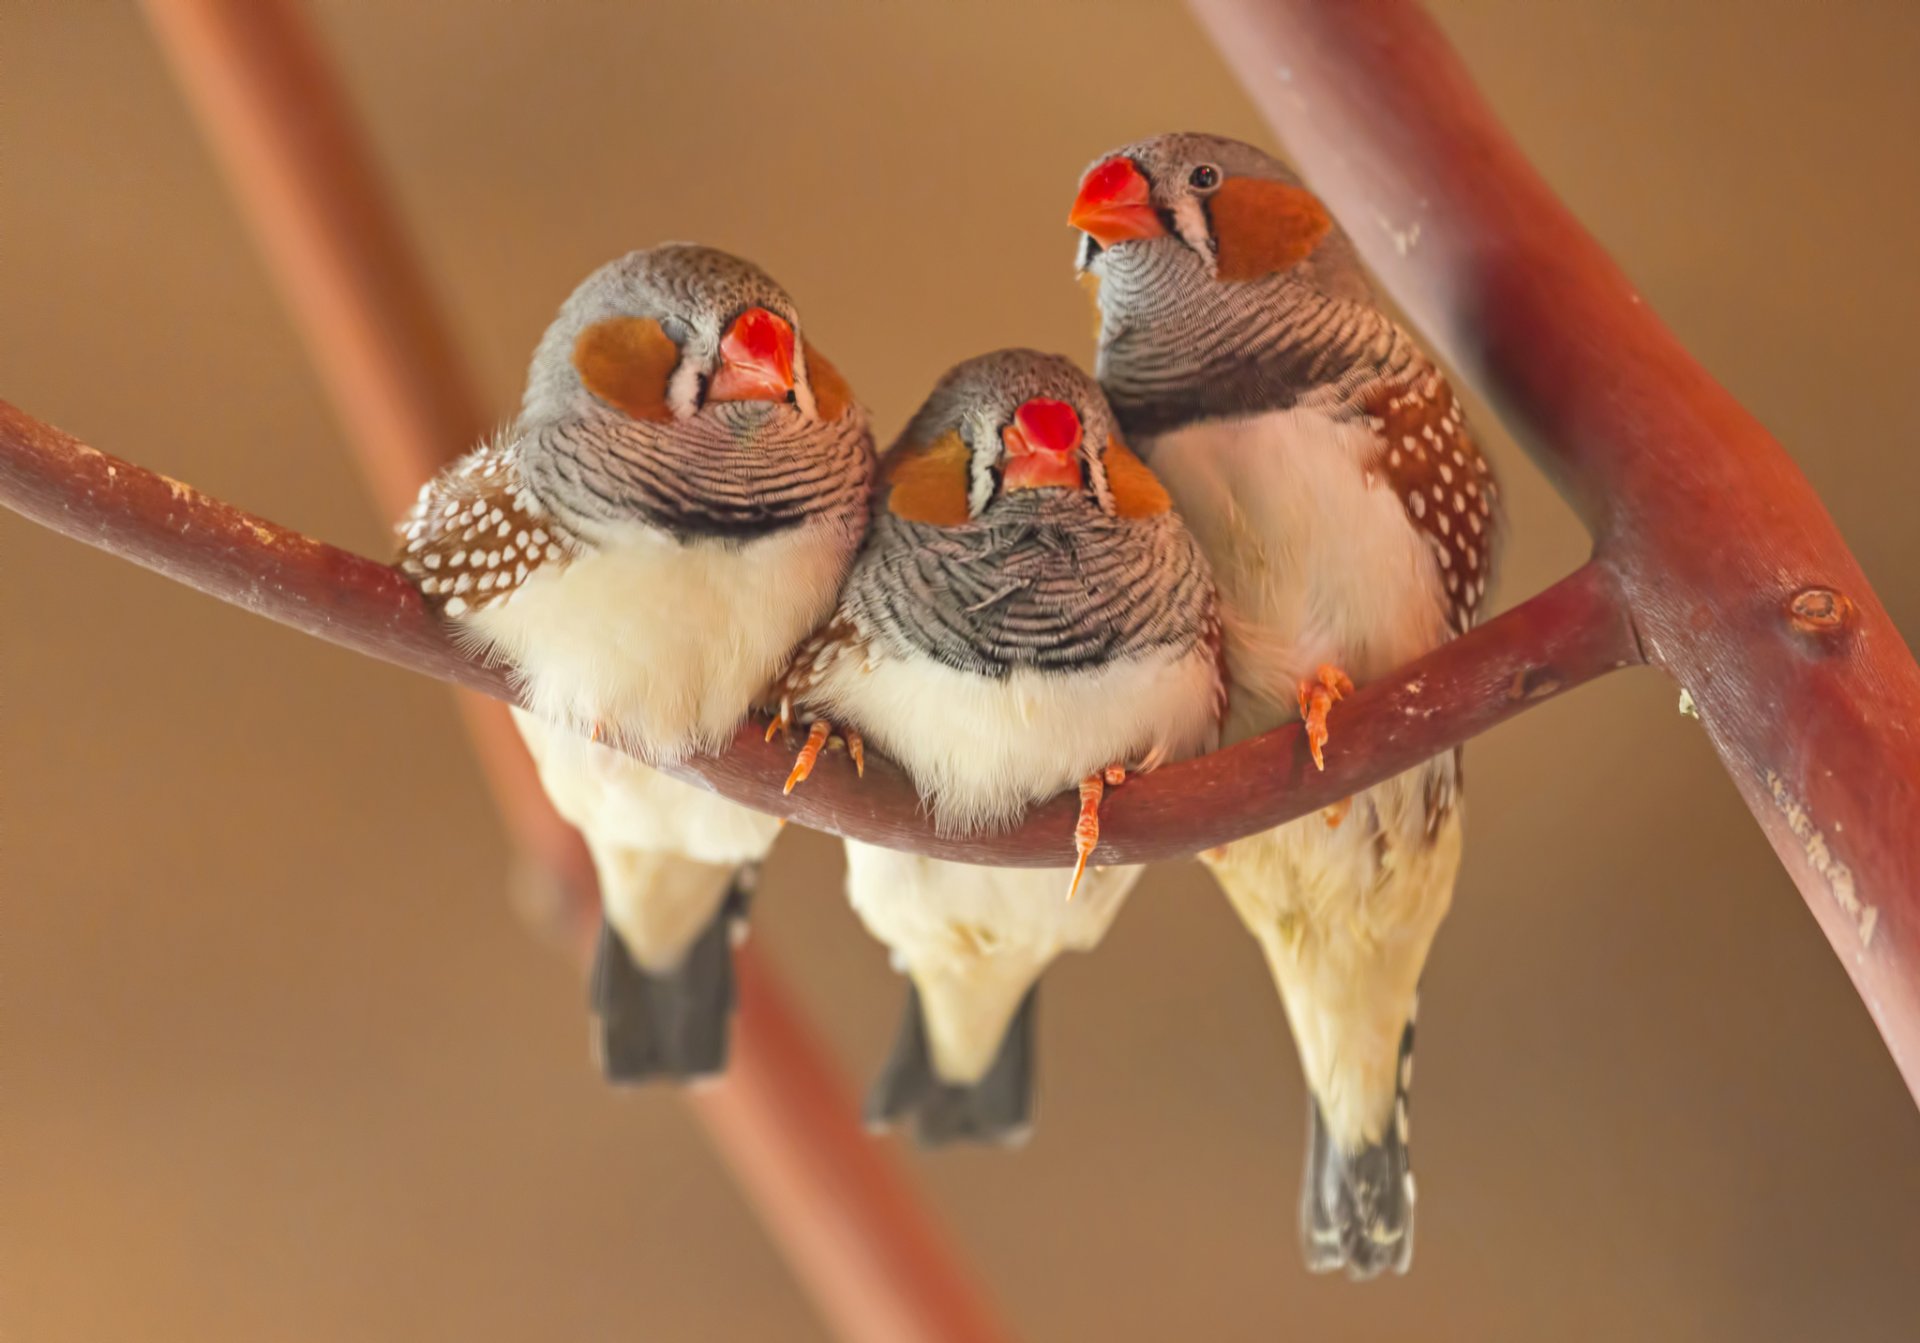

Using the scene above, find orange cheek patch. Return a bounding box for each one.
[1103,435,1172,517]
[884,430,972,526]
[1210,177,1333,283]
[804,343,854,421]
[572,316,678,421]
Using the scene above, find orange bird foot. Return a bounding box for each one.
[1322,796,1354,828]
[763,705,791,743]
[1297,664,1354,772]
[783,719,865,795]
[1068,764,1128,900]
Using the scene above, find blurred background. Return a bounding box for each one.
[7,2,1920,1340]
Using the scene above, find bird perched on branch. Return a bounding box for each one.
[1070,134,1502,1276]
[397,245,874,1082]
[774,350,1224,1144]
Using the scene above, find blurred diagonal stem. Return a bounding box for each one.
[131,2,1015,1342]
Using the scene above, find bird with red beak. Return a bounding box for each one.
[707,303,797,405]
[999,395,1086,492]
[398,244,875,1084]
[771,349,1225,1146]
[1070,133,1504,1278]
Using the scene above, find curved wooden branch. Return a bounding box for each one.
[1189,0,1920,1100]
[0,398,1639,867]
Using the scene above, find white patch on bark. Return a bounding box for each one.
[1766,770,1875,948]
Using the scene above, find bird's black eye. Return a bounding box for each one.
[1188,164,1221,191]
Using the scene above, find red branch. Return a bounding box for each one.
[0,399,1639,865]
[1190,0,1920,1100]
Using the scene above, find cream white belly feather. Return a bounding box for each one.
[471,522,849,970]
[821,640,1219,1083]
[470,520,853,760]
[809,642,1221,835]
[1145,407,1461,1149]
[513,710,783,971]
[846,844,1141,1083]
[1145,408,1448,732]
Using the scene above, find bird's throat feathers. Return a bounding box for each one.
[844,499,1212,681]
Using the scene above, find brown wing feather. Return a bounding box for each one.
[1360,368,1500,635]
[767,614,869,722]
[395,436,578,617]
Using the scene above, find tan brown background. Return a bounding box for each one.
[7,3,1920,1340]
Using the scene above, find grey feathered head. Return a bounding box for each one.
[885,349,1168,524]
[512,244,872,542]
[1068,134,1399,436]
[843,349,1213,683]
[1069,132,1371,302]
[520,243,851,429]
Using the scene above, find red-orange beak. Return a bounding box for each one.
[1001,398,1085,493]
[708,306,795,404]
[1068,158,1164,246]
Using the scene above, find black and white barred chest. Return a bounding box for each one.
[522,404,873,545]
[842,496,1213,679]
[1094,250,1415,440]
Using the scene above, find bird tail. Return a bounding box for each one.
[865,982,1037,1147]
[588,869,753,1084]
[1302,1016,1417,1279]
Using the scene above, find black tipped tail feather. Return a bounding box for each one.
[1301,1017,1417,1279]
[866,983,1037,1147]
[588,874,752,1085]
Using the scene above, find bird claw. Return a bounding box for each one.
[1069,765,1127,900]
[762,695,804,743]
[782,719,864,795]
[1297,664,1354,771]
[784,721,829,794]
